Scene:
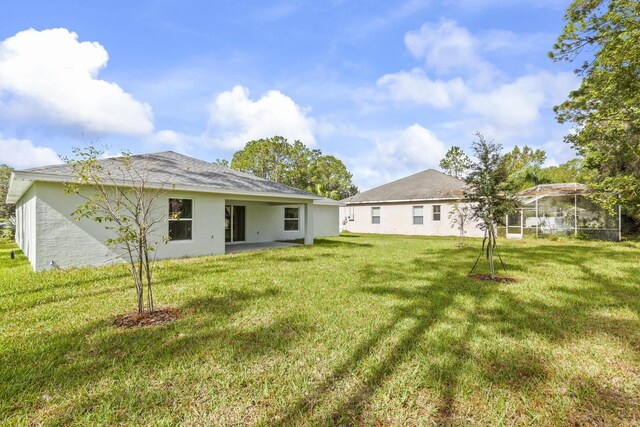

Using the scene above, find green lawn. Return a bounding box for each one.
[1,235,639,426]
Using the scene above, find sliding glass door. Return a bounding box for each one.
[225,205,246,243]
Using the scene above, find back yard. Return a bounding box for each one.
[1,235,639,426]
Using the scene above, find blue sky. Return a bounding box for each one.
[0,0,578,189]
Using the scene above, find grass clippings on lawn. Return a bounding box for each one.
[1,234,639,426]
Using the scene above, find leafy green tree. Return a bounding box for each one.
[508,165,553,190]
[231,136,358,200]
[550,0,640,220]
[308,155,359,200]
[0,164,15,219]
[231,136,292,182]
[439,146,472,178]
[465,133,518,279]
[502,145,547,177]
[543,158,585,183]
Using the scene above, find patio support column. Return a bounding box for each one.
[304,202,314,245]
[520,210,523,237]
[574,194,578,236]
[618,201,622,242]
[535,198,539,239]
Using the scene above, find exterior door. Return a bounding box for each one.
[506,210,523,239]
[225,205,246,243]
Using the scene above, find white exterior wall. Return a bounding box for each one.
[159,191,226,261]
[14,184,37,270]
[313,205,339,237]
[16,182,339,271]
[30,182,227,271]
[35,182,119,271]
[340,202,484,238]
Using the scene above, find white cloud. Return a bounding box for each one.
[404,19,497,84]
[464,71,577,130]
[542,132,578,167]
[0,135,60,168]
[375,124,447,170]
[207,85,316,149]
[0,28,154,135]
[145,130,191,153]
[376,18,579,138]
[376,68,467,108]
[351,124,447,189]
[378,68,577,136]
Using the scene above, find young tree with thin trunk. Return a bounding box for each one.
[465,133,518,279]
[64,147,170,314]
[448,202,472,247]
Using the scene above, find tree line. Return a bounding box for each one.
[214,136,358,201]
[439,144,588,191]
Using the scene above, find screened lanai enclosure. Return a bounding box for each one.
[505,183,621,241]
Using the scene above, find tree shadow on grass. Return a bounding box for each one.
[266,252,495,425]
[314,238,374,249]
[267,242,640,425]
[0,269,130,300]
[0,287,309,425]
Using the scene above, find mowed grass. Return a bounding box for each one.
[1,235,639,426]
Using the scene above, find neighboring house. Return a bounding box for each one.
[6,151,341,271]
[340,169,483,237]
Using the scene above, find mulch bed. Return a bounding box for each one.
[468,274,520,283]
[114,306,181,328]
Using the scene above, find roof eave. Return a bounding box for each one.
[6,171,320,203]
[343,196,466,205]
[315,199,345,206]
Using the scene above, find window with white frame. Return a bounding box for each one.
[168,198,193,240]
[413,206,424,225]
[433,205,441,221]
[371,207,381,224]
[284,207,299,231]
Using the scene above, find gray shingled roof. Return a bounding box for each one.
[342,169,466,203]
[21,151,317,198]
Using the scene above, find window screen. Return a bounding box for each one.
[433,205,441,221]
[169,198,193,240]
[372,207,381,224]
[413,206,424,225]
[284,207,299,231]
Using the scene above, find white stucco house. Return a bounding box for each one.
[6,151,341,271]
[340,169,483,237]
